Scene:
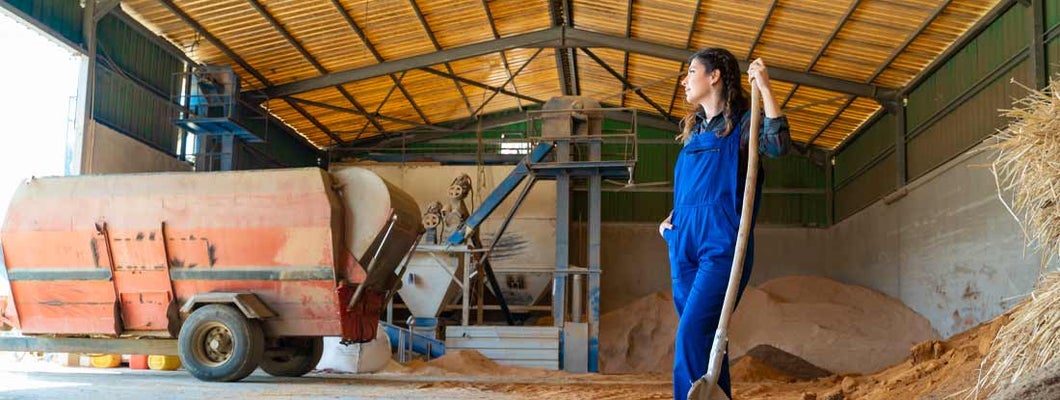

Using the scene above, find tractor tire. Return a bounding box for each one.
[260,336,324,377]
[178,304,264,382]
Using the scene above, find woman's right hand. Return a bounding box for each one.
[659,211,673,238]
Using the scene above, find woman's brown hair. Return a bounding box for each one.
[677,48,749,143]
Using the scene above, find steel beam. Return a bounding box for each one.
[288,97,451,132]
[746,0,778,60]
[867,0,952,83]
[419,67,544,104]
[265,27,564,98]
[1028,0,1047,89]
[246,0,350,143]
[287,100,344,145]
[804,96,855,148]
[464,48,544,122]
[781,0,862,109]
[895,97,906,187]
[329,0,435,128]
[562,29,898,102]
[480,0,525,110]
[158,0,332,149]
[581,48,672,121]
[901,0,1017,95]
[620,0,634,106]
[80,0,98,174]
[264,26,896,102]
[668,0,704,117]
[93,0,121,21]
[408,0,475,115]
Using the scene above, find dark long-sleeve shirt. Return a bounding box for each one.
[691,110,791,158]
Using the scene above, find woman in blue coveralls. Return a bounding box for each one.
[658,48,790,399]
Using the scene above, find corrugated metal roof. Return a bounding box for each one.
[121,0,1003,149]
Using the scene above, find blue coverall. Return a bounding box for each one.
[663,109,789,399]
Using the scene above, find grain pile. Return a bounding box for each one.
[598,276,939,376]
[732,313,1007,400]
[730,276,940,375]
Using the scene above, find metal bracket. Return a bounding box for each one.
[180,292,277,319]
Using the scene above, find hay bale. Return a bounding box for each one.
[973,273,1060,399]
[989,76,1060,269]
[977,75,1060,399]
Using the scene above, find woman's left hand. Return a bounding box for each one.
[747,58,772,94]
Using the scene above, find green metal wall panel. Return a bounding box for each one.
[907,59,1032,180]
[96,14,182,95]
[94,66,180,154]
[758,193,827,227]
[762,153,826,189]
[834,113,895,186]
[3,0,81,46]
[1048,0,1059,32]
[906,5,1028,130]
[1048,35,1060,77]
[233,106,321,167]
[836,153,896,221]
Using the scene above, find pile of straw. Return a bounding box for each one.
[989,77,1060,268]
[975,77,1060,398]
[973,273,1060,399]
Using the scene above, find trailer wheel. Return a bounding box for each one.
[178,304,264,382]
[260,336,324,377]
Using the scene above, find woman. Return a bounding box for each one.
[659,48,790,399]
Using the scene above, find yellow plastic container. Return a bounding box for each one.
[147,355,181,371]
[89,354,122,368]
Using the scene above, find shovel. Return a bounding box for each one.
[686,79,762,400]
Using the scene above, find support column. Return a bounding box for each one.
[221,133,235,171]
[587,138,601,372]
[825,151,834,226]
[895,100,907,188]
[1028,0,1047,89]
[78,0,98,175]
[553,140,570,329]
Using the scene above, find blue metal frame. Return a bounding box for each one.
[441,137,627,373]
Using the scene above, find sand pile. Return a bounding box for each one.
[730,276,941,375]
[399,349,566,378]
[599,290,677,374]
[599,276,939,376]
[732,345,832,383]
[733,312,1007,400]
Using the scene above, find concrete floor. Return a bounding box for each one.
[0,356,670,400]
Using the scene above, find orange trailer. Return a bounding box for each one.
[0,167,421,381]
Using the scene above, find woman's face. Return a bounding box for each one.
[682,58,715,105]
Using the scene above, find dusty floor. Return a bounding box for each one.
[0,358,670,400]
[0,312,1008,400]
